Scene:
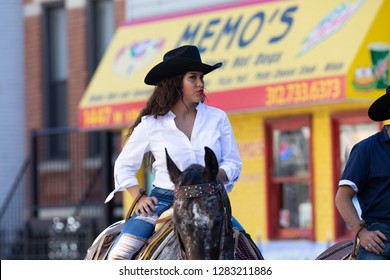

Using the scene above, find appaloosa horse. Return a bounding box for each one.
[85,146,263,260]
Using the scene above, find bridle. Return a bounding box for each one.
[174,182,222,199]
[173,181,231,259]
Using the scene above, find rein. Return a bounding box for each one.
[174,182,222,199]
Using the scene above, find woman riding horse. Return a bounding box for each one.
[104,45,244,260]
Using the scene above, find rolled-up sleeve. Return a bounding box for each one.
[219,114,242,192]
[338,142,369,193]
[105,120,150,203]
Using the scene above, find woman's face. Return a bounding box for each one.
[182,71,205,104]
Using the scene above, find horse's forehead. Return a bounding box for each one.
[186,163,203,171]
[180,165,205,184]
[181,164,204,177]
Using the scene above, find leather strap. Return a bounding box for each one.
[125,188,146,220]
[174,183,222,199]
[156,215,172,225]
[351,220,366,259]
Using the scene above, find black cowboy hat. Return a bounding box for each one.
[144,45,222,85]
[368,85,390,121]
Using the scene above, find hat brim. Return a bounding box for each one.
[368,91,390,121]
[144,58,222,85]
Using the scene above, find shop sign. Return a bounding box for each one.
[79,0,386,129]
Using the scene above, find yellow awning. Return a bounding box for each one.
[79,0,389,129]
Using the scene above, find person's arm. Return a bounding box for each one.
[335,186,386,254]
[109,119,158,215]
[218,114,242,192]
[335,186,362,234]
[114,121,150,192]
[218,169,228,182]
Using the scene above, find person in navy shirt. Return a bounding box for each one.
[336,85,390,260]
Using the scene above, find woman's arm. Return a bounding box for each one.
[218,114,242,191]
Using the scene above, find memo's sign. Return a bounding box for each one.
[79,0,386,129]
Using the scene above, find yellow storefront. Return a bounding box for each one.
[79,0,390,247]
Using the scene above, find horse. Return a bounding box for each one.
[85,146,263,260]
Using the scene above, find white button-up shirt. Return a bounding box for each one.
[105,102,241,202]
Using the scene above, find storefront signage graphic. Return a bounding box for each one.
[174,5,297,52]
[299,0,364,55]
[79,0,385,129]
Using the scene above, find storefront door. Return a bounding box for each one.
[265,116,313,240]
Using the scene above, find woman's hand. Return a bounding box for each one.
[136,195,159,216]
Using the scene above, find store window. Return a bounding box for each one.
[87,0,115,157]
[43,3,68,159]
[332,111,379,239]
[265,116,313,239]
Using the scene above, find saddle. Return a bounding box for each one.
[136,209,175,260]
[234,228,264,260]
[315,240,354,260]
[316,221,366,260]
[85,190,173,260]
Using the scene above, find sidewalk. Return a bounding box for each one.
[257,240,331,260]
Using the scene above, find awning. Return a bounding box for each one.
[79,0,390,129]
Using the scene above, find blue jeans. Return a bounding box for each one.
[107,187,174,259]
[357,222,390,260]
[120,187,174,240]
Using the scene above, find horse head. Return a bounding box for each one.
[165,146,234,259]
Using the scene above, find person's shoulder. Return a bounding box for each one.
[141,113,172,127]
[139,115,160,128]
[363,130,382,142]
[141,114,167,121]
[202,103,227,117]
[354,130,381,149]
[140,115,153,123]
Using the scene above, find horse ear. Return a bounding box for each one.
[204,146,219,181]
[165,148,182,185]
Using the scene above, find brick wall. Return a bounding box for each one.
[24,13,43,137]
[24,0,125,133]
[67,6,88,126]
[23,0,125,209]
